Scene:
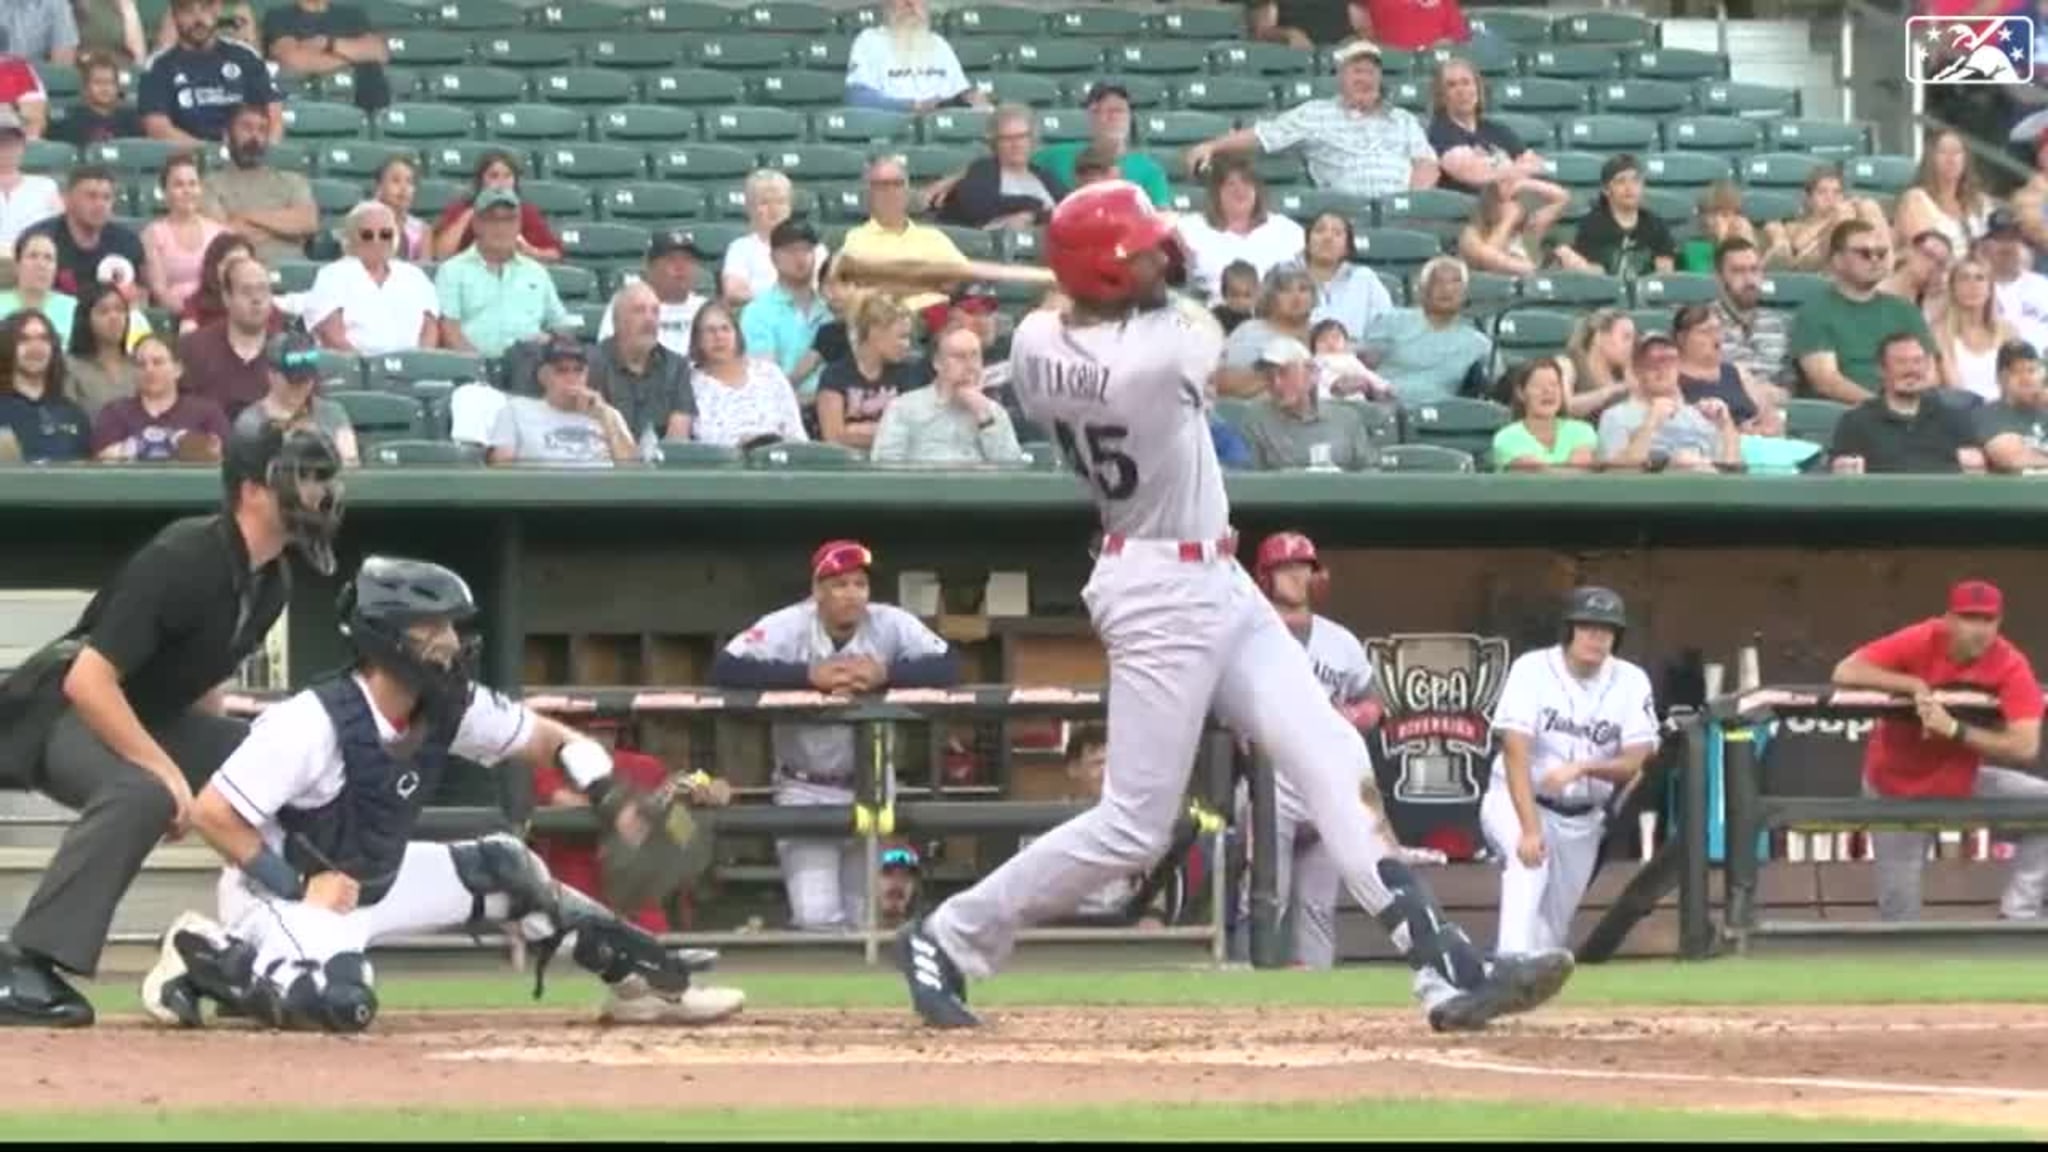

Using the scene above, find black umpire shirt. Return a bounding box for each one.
[68,514,291,724]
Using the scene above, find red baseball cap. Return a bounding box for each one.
[1949,579,2004,618]
[812,539,873,582]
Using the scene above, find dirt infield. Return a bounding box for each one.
[10,1004,2048,1130]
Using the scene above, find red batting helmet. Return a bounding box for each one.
[1254,531,1329,601]
[1046,180,1184,304]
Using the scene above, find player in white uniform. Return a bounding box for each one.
[137,556,745,1033]
[1480,587,1661,958]
[710,539,957,932]
[888,181,1575,1031]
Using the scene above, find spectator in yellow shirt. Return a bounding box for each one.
[839,153,966,312]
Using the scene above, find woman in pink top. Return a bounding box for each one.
[140,154,224,314]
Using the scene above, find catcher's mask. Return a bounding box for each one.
[223,418,346,576]
[338,555,480,716]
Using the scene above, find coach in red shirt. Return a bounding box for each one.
[1831,579,2048,921]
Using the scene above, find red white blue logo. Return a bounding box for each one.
[1908,16,2034,85]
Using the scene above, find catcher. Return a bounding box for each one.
[138,555,743,1033]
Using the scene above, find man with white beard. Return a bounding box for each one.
[845,0,991,114]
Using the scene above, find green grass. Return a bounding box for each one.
[7,1100,2026,1142]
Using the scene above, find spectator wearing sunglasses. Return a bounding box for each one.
[1789,219,1940,404]
[305,200,438,355]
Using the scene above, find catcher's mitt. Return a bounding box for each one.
[596,773,721,911]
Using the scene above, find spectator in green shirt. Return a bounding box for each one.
[1491,357,1596,472]
[1787,218,1937,404]
[921,83,1170,212]
[434,187,569,359]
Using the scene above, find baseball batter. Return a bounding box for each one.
[1480,587,1661,958]
[139,556,745,1033]
[890,181,1575,1032]
[710,540,958,932]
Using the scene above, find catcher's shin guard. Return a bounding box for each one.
[1374,859,1489,991]
[447,833,717,999]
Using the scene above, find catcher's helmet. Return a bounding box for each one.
[1562,585,1628,649]
[338,556,480,715]
[1254,531,1329,602]
[1046,180,1185,304]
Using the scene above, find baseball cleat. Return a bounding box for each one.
[1427,948,1574,1034]
[142,911,222,1028]
[599,974,745,1026]
[896,920,979,1029]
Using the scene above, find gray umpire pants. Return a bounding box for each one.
[1864,768,2048,922]
[1,708,247,976]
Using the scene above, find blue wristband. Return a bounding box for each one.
[244,846,306,901]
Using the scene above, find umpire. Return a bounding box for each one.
[0,420,345,1027]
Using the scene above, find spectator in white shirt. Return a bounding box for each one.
[721,169,827,306]
[0,108,59,256]
[1176,154,1306,304]
[598,228,709,355]
[844,0,989,114]
[307,201,438,356]
[1984,208,2048,353]
[688,300,807,447]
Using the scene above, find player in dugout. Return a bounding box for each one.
[1831,579,2048,922]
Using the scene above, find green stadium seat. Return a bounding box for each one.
[385,29,471,66]
[1350,227,1441,274]
[690,36,793,71]
[307,177,362,217]
[37,63,80,101]
[982,73,1064,107]
[1152,7,1241,39]
[1344,399,1403,453]
[1139,110,1234,148]
[899,143,975,181]
[1112,41,1211,75]
[1400,397,1509,458]
[744,72,842,110]
[1049,7,1147,38]
[422,140,524,179]
[1383,77,1428,113]
[1208,41,1314,76]
[1157,183,1201,213]
[533,3,630,32]
[1781,398,1849,444]
[1519,272,1624,307]
[1493,308,1578,351]
[920,109,993,143]
[1641,187,1695,222]
[1031,107,1092,144]
[1765,119,1871,156]
[644,68,748,107]
[1467,10,1550,44]
[1741,151,1829,189]
[423,0,524,30]
[1209,396,1257,436]
[1064,75,1169,110]
[737,2,836,33]
[414,178,464,216]
[1642,151,1732,189]
[476,31,577,70]
[533,67,638,106]
[547,263,600,300]
[944,4,1045,37]
[813,107,914,144]
[370,440,487,466]
[1757,270,1827,309]
[541,142,650,183]
[1007,41,1104,74]
[1250,152,1307,188]
[1632,272,1720,307]
[650,142,757,183]
[1273,75,1337,106]
[1420,38,1514,76]
[1558,114,1657,153]
[359,0,422,25]
[268,259,321,295]
[938,37,1000,73]
[1492,77,1589,115]
[1541,150,1607,188]
[21,140,76,176]
[1489,111,1556,150]
[1626,48,1727,82]
[641,2,735,32]
[600,180,709,222]
[700,106,808,142]
[517,178,594,219]
[1693,81,1799,118]
[1592,79,1690,117]
[1846,155,1916,195]
[1174,75,1274,113]
[759,142,870,181]
[420,66,525,105]
[938,226,998,260]
[748,440,863,468]
[314,140,419,180]
[364,349,492,392]
[313,351,365,391]
[1627,307,1670,336]
[656,441,746,468]
[84,138,185,177]
[814,181,868,221]
[1521,46,1621,81]
[1553,11,1659,46]
[1379,443,1477,473]
[1376,189,1476,223]
[1661,114,1762,154]
[1010,441,1063,471]
[999,226,1045,263]
[581,36,682,71]
[282,100,369,140]
[330,390,427,438]
[1739,188,1803,224]
[484,103,589,142]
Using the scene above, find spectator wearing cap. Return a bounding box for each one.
[1216,265,1316,396]
[1357,255,1491,403]
[722,169,828,307]
[1713,237,1792,393]
[432,150,562,265]
[817,293,915,456]
[844,0,989,114]
[140,0,282,146]
[22,164,147,301]
[1428,57,1569,205]
[435,188,571,359]
[587,280,694,444]
[935,103,1066,231]
[1,0,80,65]
[1552,154,1677,279]
[90,333,228,461]
[871,323,1023,466]
[1597,331,1742,473]
[0,55,48,140]
[689,300,808,448]
[175,250,274,417]
[1831,580,2048,923]
[1829,330,1984,474]
[1240,336,1381,472]
[1789,220,1939,404]
[0,308,87,461]
[876,842,923,931]
[261,0,394,116]
[741,218,833,402]
[1176,154,1305,305]
[1026,84,1169,206]
[51,52,141,148]
[306,201,439,356]
[1978,339,2048,473]
[1185,39,1436,201]
[203,102,318,265]
[486,335,637,467]
[1982,208,2048,353]
[842,153,968,313]
[230,329,360,464]
[598,228,709,357]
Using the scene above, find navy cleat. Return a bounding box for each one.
[895,920,979,1029]
[1428,948,1575,1033]
[141,911,219,1028]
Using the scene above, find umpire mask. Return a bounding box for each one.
[225,419,346,576]
[339,556,481,717]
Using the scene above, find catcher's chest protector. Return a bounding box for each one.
[279,677,458,905]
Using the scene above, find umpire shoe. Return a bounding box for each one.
[0,944,94,1028]
[1427,948,1575,1034]
[896,919,979,1029]
[142,911,222,1028]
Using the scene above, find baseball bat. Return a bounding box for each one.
[831,254,1055,294]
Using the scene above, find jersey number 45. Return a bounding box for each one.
[1053,421,1138,501]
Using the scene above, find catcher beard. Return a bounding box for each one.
[138,556,744,1034]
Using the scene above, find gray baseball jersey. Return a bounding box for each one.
[1487,646,1660,809]
[1302,615,1373,706]
[724,601,950,791]
[1009,304,1227,540]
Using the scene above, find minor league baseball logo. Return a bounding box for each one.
[1365,633,1510,804]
